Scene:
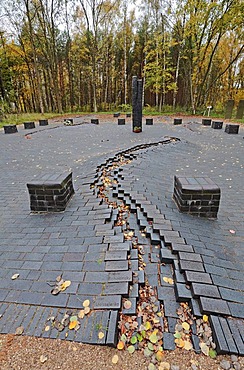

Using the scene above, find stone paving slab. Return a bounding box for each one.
[0,118,243,354]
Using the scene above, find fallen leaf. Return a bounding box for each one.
[155,350,164,362]
[112,354,119,364]
[124,300,132,310]
[182,322,190,331]
[120,333,127,342]
[127,345,135,354]
[60,280,71,291]
[175,338,185,348]
[200,342,209,356]
[83,299,90,307]
[84,306,90,315]
[209,348,217,358]
[70,315,78,322]
[130,335,137,344]
[69,320,78,330]
[149,332,158,344]
[162,276,174,284]
[159,362,170,370]
[11,273,19,280]
[229,229,236,234]
[40,355,48,363]
[44,325,50,332]
[98,332,104,339]
[117,341,125,350]
[184,341,193,350]
[148,363,156,370]
[144,347,153,357]
[78,310,85,319]
[147,342,154,351]
[174,331,182,339]
[145,321,151,331]
[51,287,60,295]
[15,326,24,335]
[56,275,62,282]
[203,315,208,322]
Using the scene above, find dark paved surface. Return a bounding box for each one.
[0,116,243,352]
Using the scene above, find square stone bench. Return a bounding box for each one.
[211,121,223,129]
[173,176,220,218]
[225,124,239,134]
[27,172,75,212]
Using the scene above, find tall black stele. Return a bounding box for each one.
[132,76,143,132]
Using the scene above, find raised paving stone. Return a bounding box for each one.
[179,260,205,273]
[210,315,230,354]
[227,318,244,355]
[103,282,129,296]
[157,286,175,301]
[122,297,137,315]
[105,260,129,271]
[129,283,139,298]
[219,317,239,355]
[108,242,131,251]
[108,271,132,282]
[163,300,180,318]
[200,297,230,315]
[185,271,212,284]
[228,302,244,319]
[106,310,119,346]
[178,252,202,262]
[105,251,127,261]
[171,243,194,254]
[160,248,177,263]
[163,332,175,350]
[94,295,121,309]
[191,283,220,298]
[175,283,192,302]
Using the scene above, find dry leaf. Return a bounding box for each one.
[98,331,104,339]
[51,286,60,295]
[200,342,209,356]
[69,320,78,330]
[78,310,85,319]
[11,273,19,280]
[60,280,71,291]
[124,300,132,310]
[182,322,190,331]
[40,355,48,363]
[203,315,208,322]
[159,362,170,370]
[117,341,125,350]
[184,341,193,350]
[44,325,50,332]
[162,277,174,285]
[174,338,185,348]
[127,345,135,354]
[229,229,236,234]
[15,326,24,335]
[112,354,119,364]
[84,306,90,315]
[83,299,90,307]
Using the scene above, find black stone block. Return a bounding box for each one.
[163,300,180,318]
[171,243,194,254]
[122,297,137,315]
[179,260,204,272]
[24,121,35,129]
[167,317,177,333]
[105,251,127,261]
[210,315,229,354]
[39,119,48,126]
[192,334,201,353]
[185,271,212,284]
[106,310,119,347]
[175,283,192,302]
[190,298,202,317]
[105,260,128,271]
[103,282,129,296]
[160,248,177,263]
[91,118,99,124]
[146,118,153,125]
[225,124,239,134]
[108,271,132,282]
[4,125,18,134]
[191,283,220,298]
[174,118,182,125]
[200,297,230,315]
[126,113,131,118]
[157,286,175,301]
[219,317,239,354]
[113,112,120,117]
[227,318,244,355]
[211,121,223,129]
[118,118,125,125]
[202,118,211,126]
[163,332,175,350]
[129,284,139,298]
[94,295,121,309]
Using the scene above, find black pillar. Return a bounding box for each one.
[132,76,143,132]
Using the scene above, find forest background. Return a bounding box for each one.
[0,0,243,118]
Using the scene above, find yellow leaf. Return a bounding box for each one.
[60,280,71,291]
[83,299,90,307]
[145,321,151,331]
[117,341,125,350]
[182,322,190,331]
[174,338,185,348]
[98,332,104,339]
[203,315,208,322]
[78,310,85,319]
[69,320,78,330]
[11,273,20,280]
[155,350,164,362]
[124,300,132,309]
[184,341,193,350]
[84,306,90,315]
[112,354,119,364]
[159,362,170,370]
[44,325,50,332]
